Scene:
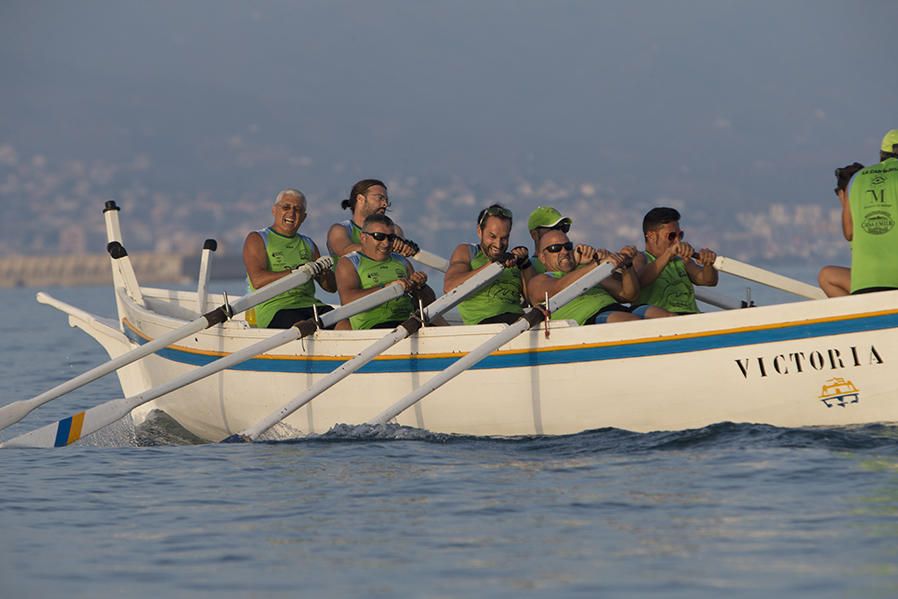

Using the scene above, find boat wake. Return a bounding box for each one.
[72,410,898,453]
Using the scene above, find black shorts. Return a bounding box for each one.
[851,287,898,295]
[370,319,406,330]
[267,305,334,329]
[476,312,522,325]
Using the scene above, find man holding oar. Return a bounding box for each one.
[527,206,573,274]
[632,207,718,315]
[335,214,443,330]
[327,179,420,258]
[444,204,536,325]
[527,230,669,324]
[818,129,898,297]
[243,189,336,328]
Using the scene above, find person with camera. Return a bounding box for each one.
[818,129,898,297]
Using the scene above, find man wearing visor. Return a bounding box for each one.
[527,206,573,274]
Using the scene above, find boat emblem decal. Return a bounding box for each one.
[818,377,860,408]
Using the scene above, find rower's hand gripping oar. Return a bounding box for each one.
[224,260,509,442]
[0,283,409,448]
[0,256,335,433]
[367,260,617,426]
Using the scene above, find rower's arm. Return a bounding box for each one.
[635,251,670,288]
[243,231,291,289]
[443,245,477,292]
[838,189,853,241]
[527,263,599,306]
[327,223,361,258]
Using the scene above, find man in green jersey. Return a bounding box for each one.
[444,204,536,325]
[527,206,573,274]
[632,207,718,315]
[327,179,420,259]
[335,214,440,330]
[243,189,336,328]
[818,129,898,296]
[527,229,670,324]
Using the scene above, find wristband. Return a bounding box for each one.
[517,259,532,270]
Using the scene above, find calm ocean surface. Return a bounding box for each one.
[2,271,898,598]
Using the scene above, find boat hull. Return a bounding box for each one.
[101,290,898,442]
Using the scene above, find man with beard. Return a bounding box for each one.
[327,179,420,258]
[335,214,440,330]
[243,189,336,328]
[444,204,535,325]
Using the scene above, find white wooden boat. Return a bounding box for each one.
[13,203,898,444]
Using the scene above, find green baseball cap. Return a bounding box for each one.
[881,129,898,154]
[527,206,573,231]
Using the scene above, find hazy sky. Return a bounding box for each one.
[2,0,896,207]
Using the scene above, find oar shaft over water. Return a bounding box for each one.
[367,261,616,426]
[232,262,507,442]
[713,256,825,300]
[0,258,333,432]
[2,284,404,448]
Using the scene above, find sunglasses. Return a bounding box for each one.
[362,231,398,242]
[543,241,574,254]
[478,205,513,228]
[537,223,571,234]
[665,230,685,242]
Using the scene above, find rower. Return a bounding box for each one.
[326,179,420,259]
[527,205,573,274]
[334,214,442,330]
[527,229,656,324]
[242,189,336,328]
[444,204,536,325]
[632,207,718,315]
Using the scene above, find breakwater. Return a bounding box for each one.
[0,253,246,288]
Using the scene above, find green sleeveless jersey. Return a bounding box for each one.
[346,252,414,330]
[545,269,617,324]
[248,228,325,328]
[329,219,363,258]
[457,244,524,325]
[848,158,898,292]
[636,251,698,314]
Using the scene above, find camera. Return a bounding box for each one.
[834,162,865,192]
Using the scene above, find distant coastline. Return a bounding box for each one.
[0,253,246,288]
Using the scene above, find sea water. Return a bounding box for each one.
[2,274,898,598]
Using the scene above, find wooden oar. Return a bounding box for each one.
[713,256,825,300]
[0,257,332,432]
[367,261,617,426]
[225,261,508,442]
[1,284,405,448]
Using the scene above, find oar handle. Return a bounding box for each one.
[227,257,333,317]
[369,259,619,426]
[410,250,450,273]
[229,261,510,442]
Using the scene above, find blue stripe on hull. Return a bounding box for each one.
[123,311,898,375]
[54,417,72,447]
